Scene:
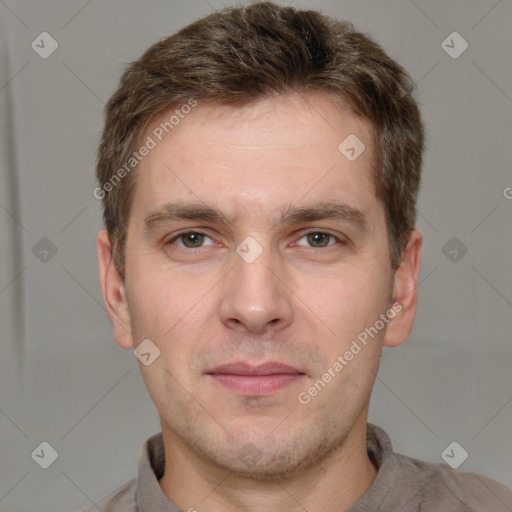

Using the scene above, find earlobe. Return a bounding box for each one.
[383,229,422,348]
[97,229,134,350]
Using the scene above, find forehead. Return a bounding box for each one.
[131,93,380,225]
[145,93,373,156]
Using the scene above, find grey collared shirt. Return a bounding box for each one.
[81,424,512,511]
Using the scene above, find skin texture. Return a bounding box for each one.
[98,93,422,512]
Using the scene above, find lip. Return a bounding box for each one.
[206,361,305,396]
[207,361,303,376]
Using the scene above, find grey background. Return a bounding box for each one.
[0,0,511,510]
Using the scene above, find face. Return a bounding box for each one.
[99,93,421,479]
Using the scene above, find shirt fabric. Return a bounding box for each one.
[81,423,512,511]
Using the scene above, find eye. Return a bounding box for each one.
[166,231,215,249]
[294,231,341,248]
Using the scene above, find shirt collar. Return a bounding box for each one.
[136,432,182,511]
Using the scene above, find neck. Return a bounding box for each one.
[158,414,378,512]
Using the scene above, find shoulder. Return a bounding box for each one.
[364,424,512,511]
[79,478,138,512]
[394,451,512,511]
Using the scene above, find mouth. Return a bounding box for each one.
[205,362,306,396]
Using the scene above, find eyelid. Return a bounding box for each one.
[293,230,345,247]
[164,228,347,249]
[165,230,216,247]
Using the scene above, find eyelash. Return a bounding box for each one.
[165,230,344,249]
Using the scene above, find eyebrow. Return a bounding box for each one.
[143,200,368,233]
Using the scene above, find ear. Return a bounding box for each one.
[97,229,134,349]
[383,229,422,348]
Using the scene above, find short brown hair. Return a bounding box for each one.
[96,1,424,276]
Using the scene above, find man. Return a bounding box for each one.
[89,2,512,511]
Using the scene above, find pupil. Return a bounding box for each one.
[184,233,203,247]
[308,232,328,247]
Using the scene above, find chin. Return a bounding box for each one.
[199,428,342,481]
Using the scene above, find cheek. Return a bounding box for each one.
[297,265,390,339]
[127,267,206,339]
[126,270,214,382]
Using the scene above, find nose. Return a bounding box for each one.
[219,242,294,335]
